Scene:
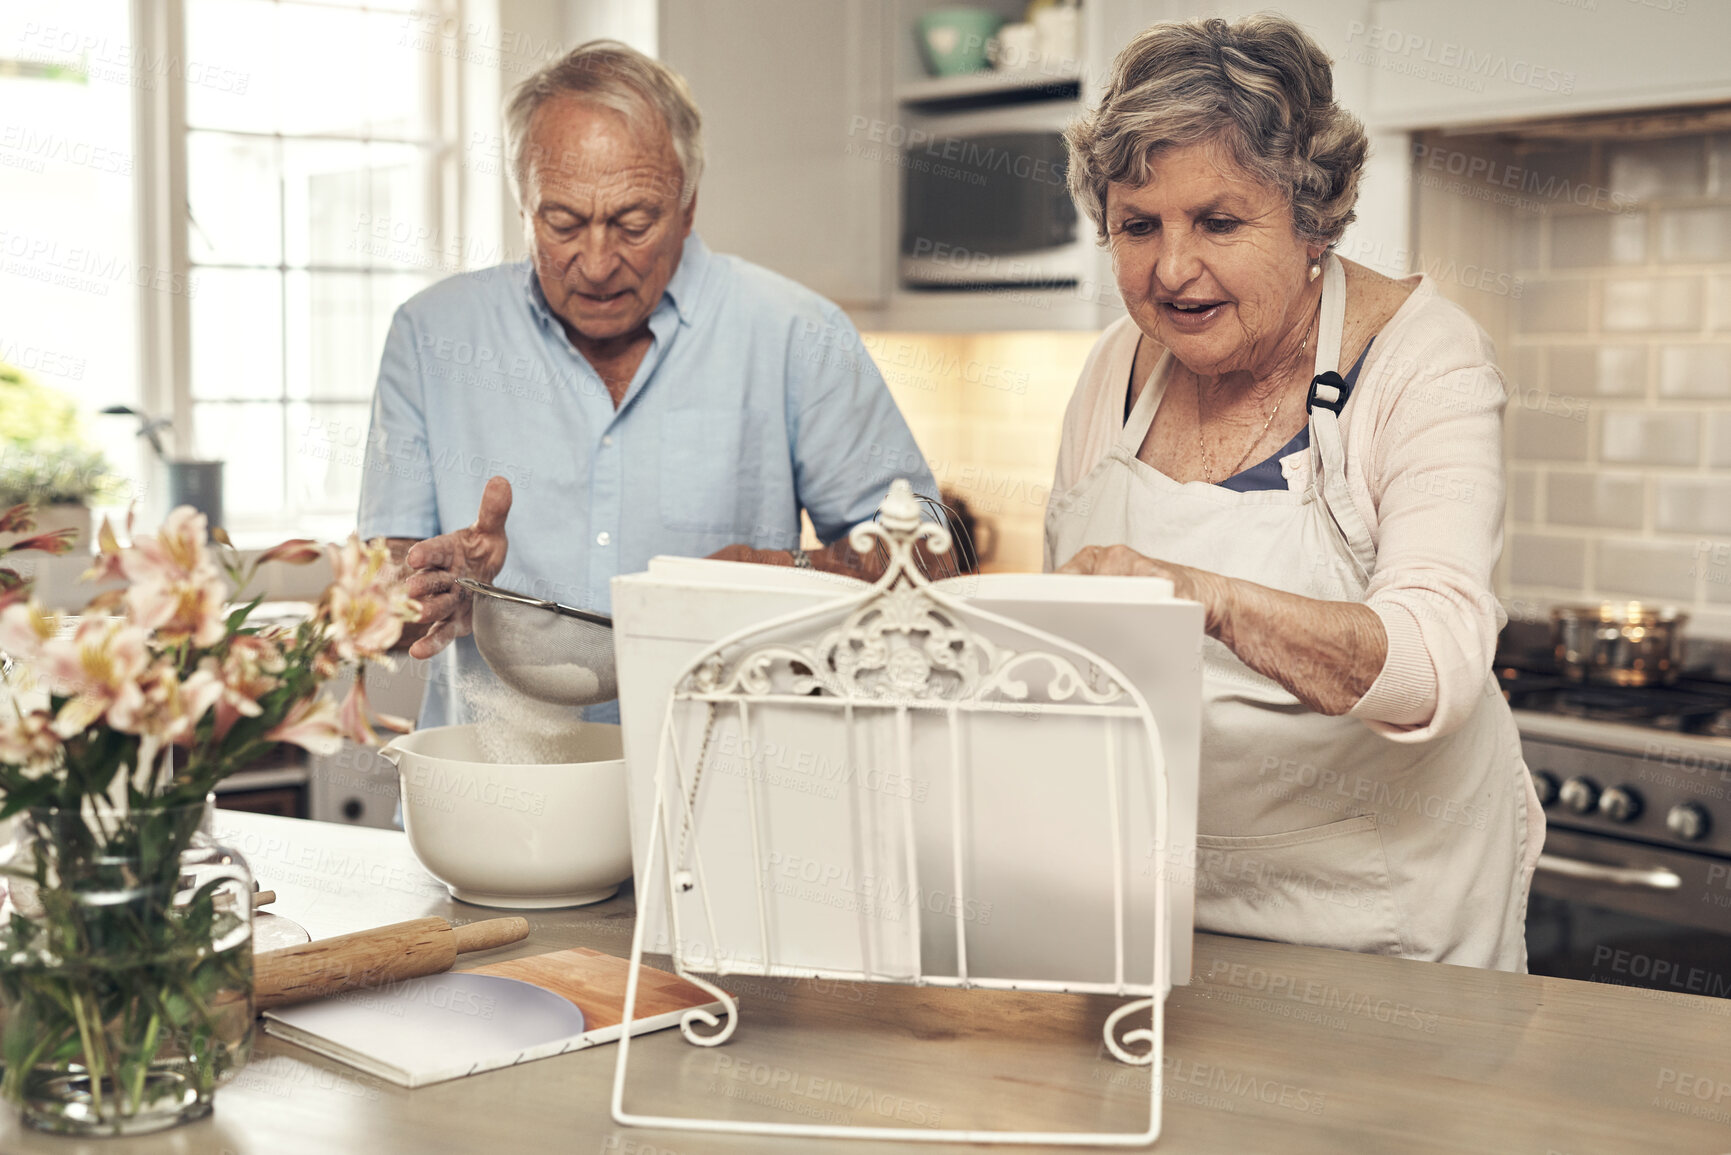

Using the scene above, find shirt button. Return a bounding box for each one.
[601,435,613,447]
[596,531,611,546]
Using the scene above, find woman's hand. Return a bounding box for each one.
[402,476,513,659]
[1058,544,1233,635]
[1058,543,1386,714]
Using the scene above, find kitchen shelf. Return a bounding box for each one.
[896,66,1081,108]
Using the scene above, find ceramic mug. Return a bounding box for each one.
[991,22,1038,70]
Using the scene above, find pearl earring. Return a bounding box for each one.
[1308,259,1322,283]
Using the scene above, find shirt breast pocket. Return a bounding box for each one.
[659,408,765,536]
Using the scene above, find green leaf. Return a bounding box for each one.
[224,594,265,635]
[0,775,58,819]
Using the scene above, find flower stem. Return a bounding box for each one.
[126,1007,161,1113]
[70,986,108,1120]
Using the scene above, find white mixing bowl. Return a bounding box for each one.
[381,722,632,909]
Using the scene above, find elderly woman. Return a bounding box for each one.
[1045,15,1543,971]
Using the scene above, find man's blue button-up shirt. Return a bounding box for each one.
[357,233,939,728]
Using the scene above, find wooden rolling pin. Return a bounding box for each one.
[254,916,529,1011]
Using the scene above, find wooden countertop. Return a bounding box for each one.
[2,812,1724,1154]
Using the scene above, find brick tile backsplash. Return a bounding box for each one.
[1548,345,1645,397]
[1511,470,1538,523]
[1595,539,1698,602]
[1510,533,1587,589]
[1711,135,1731,197]
[867,330,1096,576]
[1552,212,1647,268]
[1414,128,1731,629]
[1511,407,1591,461]
[1655,478,1731,536]
[1519,281,1593,333]
[1706,568,1731,604]
[1607,138,1707,201]
[1658,345,1731,398]
[1712,275,1731,331]
[1602,277,1703,332]
[1600,410,1700,466]
[1545,472,1644,529]
[1710,413,1731,468]
[1659,206,1731,264]
[1503,345,1540,390]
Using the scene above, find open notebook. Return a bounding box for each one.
[263,947,723,1088]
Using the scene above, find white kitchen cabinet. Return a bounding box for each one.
[1362,0,1731,129]
[652,0,1411,329]
[304,655,429,829]
[657,0,892,308]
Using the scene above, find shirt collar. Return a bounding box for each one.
[661,231,708,324]
[521,231,709,333]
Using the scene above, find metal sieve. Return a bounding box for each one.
[456,577,617,707]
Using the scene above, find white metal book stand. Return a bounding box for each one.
[611,481,1169,1146]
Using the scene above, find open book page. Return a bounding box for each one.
[644,555,1178,604]
[616,557,1201,988]
[263,948,722,1088]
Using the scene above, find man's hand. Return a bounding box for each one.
[402,476,513,659]
[706,538,960,581]
[706,544,795,567]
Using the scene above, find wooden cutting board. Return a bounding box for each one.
[468,947,722,1030]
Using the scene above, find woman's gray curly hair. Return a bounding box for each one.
[1065,15,1367,251]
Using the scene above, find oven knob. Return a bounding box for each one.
[1530,770,1558,807]
[1666,803,1711,842]
[1558,776,1600,815]
[1598,786,1642,823]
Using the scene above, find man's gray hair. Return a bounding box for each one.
[1065,15,1367,251]
[505,40,704,207]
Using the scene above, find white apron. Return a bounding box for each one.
[1045,256,1543,970]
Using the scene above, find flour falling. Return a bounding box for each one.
[458,673,589,765]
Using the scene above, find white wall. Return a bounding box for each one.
[481,1,659,256]
[1365,0,1731,129]
[564,0,656,51]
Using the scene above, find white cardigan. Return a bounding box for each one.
[1045,275,1509,743]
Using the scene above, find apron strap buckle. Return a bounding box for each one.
[1307,370,1352,415]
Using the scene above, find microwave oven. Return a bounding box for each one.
[899,100,1084,289]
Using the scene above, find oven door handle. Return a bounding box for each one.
[1535,853,1683,890]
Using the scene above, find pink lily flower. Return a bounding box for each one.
[265,696,344,756]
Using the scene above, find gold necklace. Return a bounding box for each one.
[1195,301,1319,484]
[1196,383,1284,484]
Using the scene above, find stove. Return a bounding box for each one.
[1498,654,1731,999]
[1500,665,1731,736]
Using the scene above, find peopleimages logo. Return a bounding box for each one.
[1593,946,1731,997]
[846,117,1066,187]
[1411,143,1636,214]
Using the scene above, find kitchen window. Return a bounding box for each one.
[0,1,144,506]
[180,0,453,537]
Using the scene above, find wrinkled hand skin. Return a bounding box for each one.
[1056,543,1385,716]
[705,538,960,581]
[706,544,795,567]
[400,476,513,660]
[1057,545,1234,633]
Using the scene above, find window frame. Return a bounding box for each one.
[139,0,485,536]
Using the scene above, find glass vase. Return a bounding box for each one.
[0,798,254,1135]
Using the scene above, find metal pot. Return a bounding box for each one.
[1550,602,1688,687]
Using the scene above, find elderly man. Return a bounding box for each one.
[358,41,938,728]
